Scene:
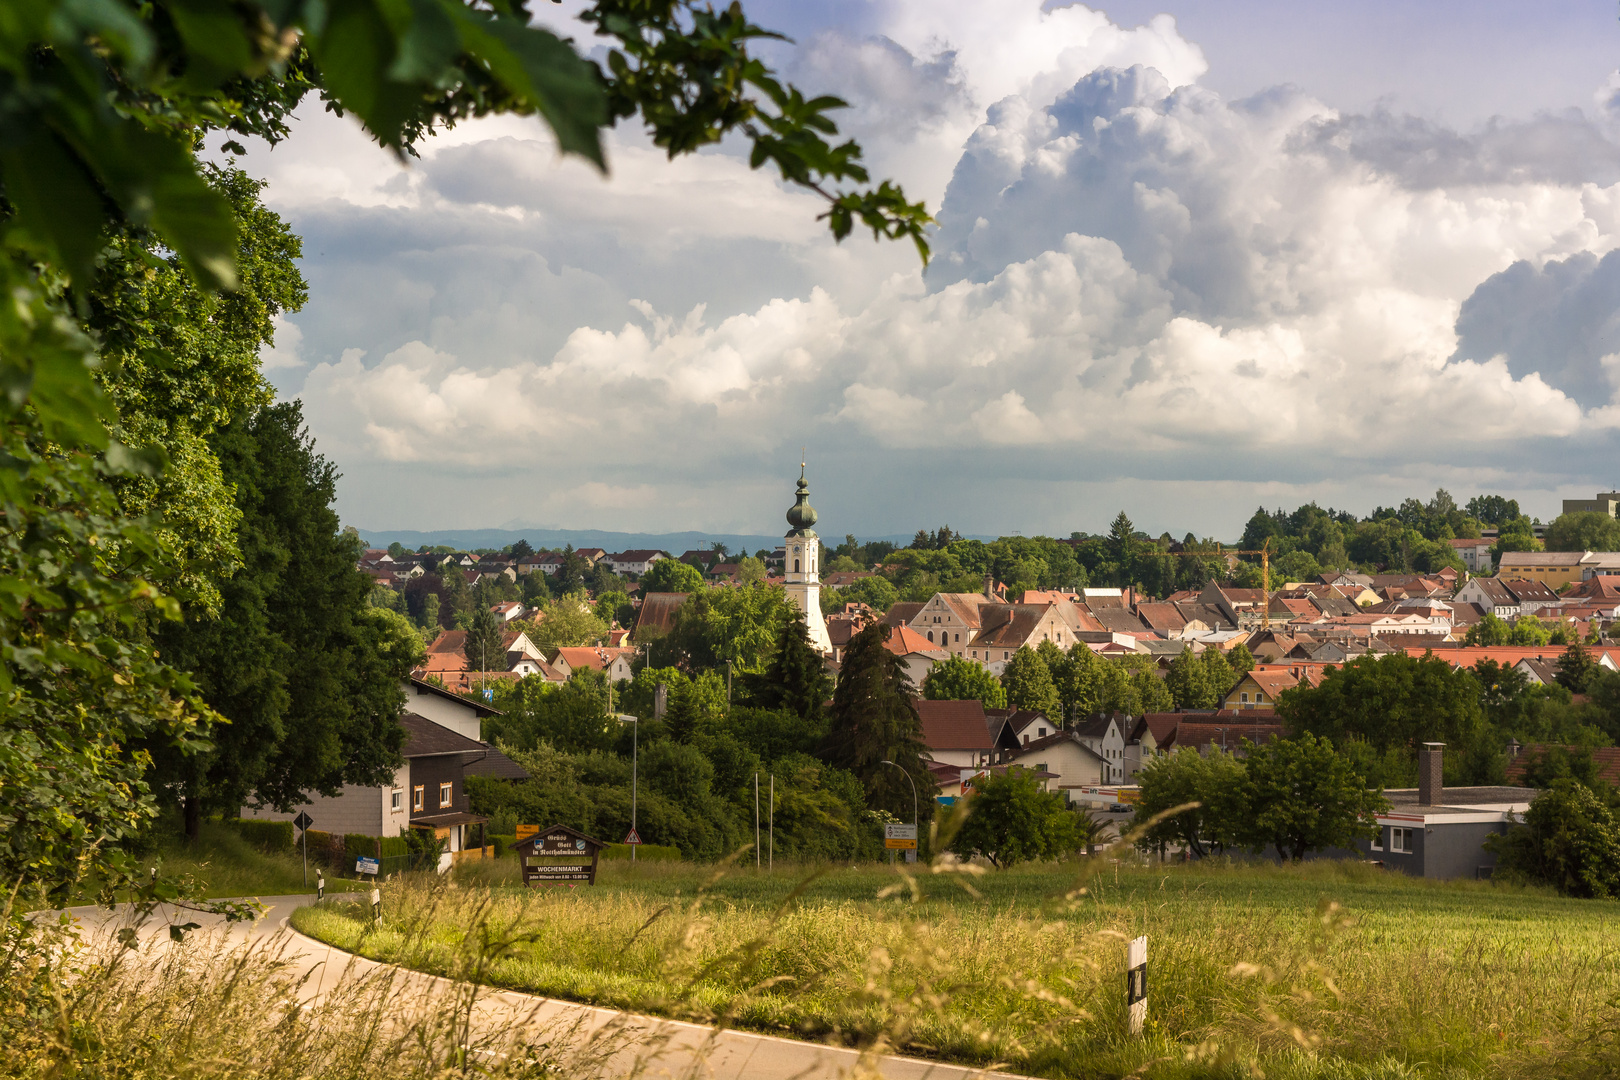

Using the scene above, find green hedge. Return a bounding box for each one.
[379,835,409,858]
[227,819,294,853]
[488,834,516,858]
[601,842,680,862]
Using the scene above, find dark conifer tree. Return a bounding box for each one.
[748,612,832,722]
[821,623,936,822]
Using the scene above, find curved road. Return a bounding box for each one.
[68,896,1019,1080]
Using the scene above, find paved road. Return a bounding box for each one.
[67,896,1019,1080]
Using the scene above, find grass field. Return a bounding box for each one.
[291,854,1620,1080]
[129,819,367,900]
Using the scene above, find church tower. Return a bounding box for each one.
[783,462,832,654]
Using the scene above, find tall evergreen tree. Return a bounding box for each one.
[1109,511,1137,586]
[751,612,832,722]
[822,624,936,822]
[463,605,505,673]
[663,680,700,744]
[557,544,587,595]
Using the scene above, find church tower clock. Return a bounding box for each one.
[783,462,832,654]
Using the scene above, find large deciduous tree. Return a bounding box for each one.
[1134,748,1246,858]
[1545,512,1620,553]
[1278,653,1485,754]
[1001,646,1063,719]
[949,769,1079,868]
[1226,734,1388,861]
[922,655,1008,709]
[149,402,414,839]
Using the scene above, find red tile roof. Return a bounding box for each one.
[915,699,994,751]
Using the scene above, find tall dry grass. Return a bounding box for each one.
[0,906,655,1080]
[293,853,1620,1080]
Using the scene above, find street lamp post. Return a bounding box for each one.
[617,714,639,862]
[880,760,918,862]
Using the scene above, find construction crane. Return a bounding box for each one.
[1209,538,1273,630]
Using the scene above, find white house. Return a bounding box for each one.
[1006,731,1110,802]
[606,550,666,576]
[1072,714,1129,784]
[491,601,526,622]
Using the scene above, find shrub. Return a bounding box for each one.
[600,842,680,862]
[227,818,295,853]
[488,834,516,858]
[1487,778,1620,897]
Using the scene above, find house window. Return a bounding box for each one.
[955,633,960,643]
[1038,727,1047,738]
[1256,694,1265,703]
[1390,827,1414,853]
[391,789,402,812]
[412,785,425,811]
[928,631,935,643]
[1240,692,1250,703]
[1003,651,1010,660]
[439,782,453,808]
[1370,828,1384,851]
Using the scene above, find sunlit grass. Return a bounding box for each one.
[292,855,1620,1079]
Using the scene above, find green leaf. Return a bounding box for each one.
[310,0,420,150]
[163,0,255,88]
[0,122,106,287]
[448,7,606,168]
[386,0,460,82]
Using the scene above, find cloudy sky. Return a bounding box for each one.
[243,1,1620,540]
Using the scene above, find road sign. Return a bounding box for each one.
[515,824,539,841]
[1126,935,1148,1035]
[884,822,918,850]
[514,824,606,887]
[292,811,313,831]
[355,856,380,875]
[623,829,642,845]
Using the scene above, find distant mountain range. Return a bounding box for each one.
[352,527,971,554]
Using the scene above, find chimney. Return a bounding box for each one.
[1418,742,1444,807]
[984,573,995,600]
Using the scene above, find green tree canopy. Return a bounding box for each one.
[641,558,705,594]
[1134,748,1247,858]
[1486,779,1620,898]
[147,402,411,840]
[922,655,1008,709]
[1545,512,1620,553]
[949,769,1080,868]
[741,612,832,723]
[1224,734,1389,860]
[462,605,505,672]
[1278,653,1485,754]
[1001,646,1062,719]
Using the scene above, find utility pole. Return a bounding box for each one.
[769,774,774,870]
[753,773,760,868]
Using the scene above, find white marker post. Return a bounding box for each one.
[316,870,325,901]
[1126,935,1148,1035]
[370,888,382,925]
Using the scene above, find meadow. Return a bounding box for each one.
[291,854,1620,1080]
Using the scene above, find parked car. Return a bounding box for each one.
[1107,803,1134,814]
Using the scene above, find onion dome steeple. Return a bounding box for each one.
[785,459,819,536]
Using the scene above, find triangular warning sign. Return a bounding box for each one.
[624,829,642,845]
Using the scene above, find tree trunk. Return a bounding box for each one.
[183,792,202,843]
